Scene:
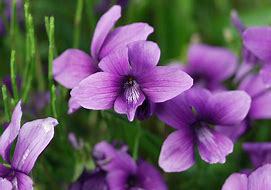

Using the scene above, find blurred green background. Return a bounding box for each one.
[1,0,271,189]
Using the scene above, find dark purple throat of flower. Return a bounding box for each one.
[123,76,141,106]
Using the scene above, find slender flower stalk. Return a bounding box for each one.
[10,50,19,102]
[73,0,84,48]
[1,86,11,121]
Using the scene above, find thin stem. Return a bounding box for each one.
[22,14,36,102]
[133,124,142,160]
[46,17,57,117]
[73,0,84,48]
[10,50,19,101]
[10,0,17,49]
[2,86,11,121]
[50,85,58,118]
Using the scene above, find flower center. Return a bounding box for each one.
[124,76,140,105]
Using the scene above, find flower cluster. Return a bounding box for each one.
[52,5,271,189]
[70,141,167,190]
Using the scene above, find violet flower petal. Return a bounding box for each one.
[71,72,122,110]
[91,5,121,59]
[68,96,81,114]
[53,49,97,89]
[106,170,128,190]
[159,130,195,172]
[99,23,153,59]
[14,172,33,190]
[222,173,248,190]
[207,91,251,125]
[196,127,233,164]
[243,143,271,168]
[243,27,271,63]
[0,178,12,190]
[12,117,58,174]
[260,65,271,85]
[138,66,193,103]
[0,101,22,163]
[114,91,145,121]
[186,44,237,82]
[137,160,167,190]
[127,41,160,75]
[156,94,195,130]
[99,47,130,76]
[248,164,271,190]
[93,141,137,172]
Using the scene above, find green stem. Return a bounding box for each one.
[46,17,57,117]
[10,50,19,101]
[22,14,36,102]
[10,0,17,49]
[1,86,11,121]
[133,124,142,160]
[73,0,84,48]
[50,85,58,118]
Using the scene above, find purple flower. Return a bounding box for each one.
[0,101,58,189]
[69,169,108,190]
[183,44,237,91]
[53,5,153,114]
[71,41,193,121]
[239,74,271,120]
[231,11,260,82]
[216,73,271,142]
[243,143,271,168]
[156,87,251,172]
[221,164,271,190]
[93,141,167,190]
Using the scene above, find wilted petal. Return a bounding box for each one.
[139,66,193,103]
[53,49,97,89]
[106,170,128,190]
[222,173,248,190]
[156,94,195,130]
[114,89,145,121]
[196,127,233,164]
[14,172,33,190]
[128,41,160,74]
[68,97,81,114]
[208,91,251,125]
[71,72,122,110]
[0,178,12,190]
[99,23,153,59]
[159,129,195,172]
[0,101,22,162]
[243,27,271,63]
[91,5,121,59]
[186,44,237,82]
[12,117,58,174]
[99,47,130,76]
[137,161,167,190]
[248,164,271,190]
